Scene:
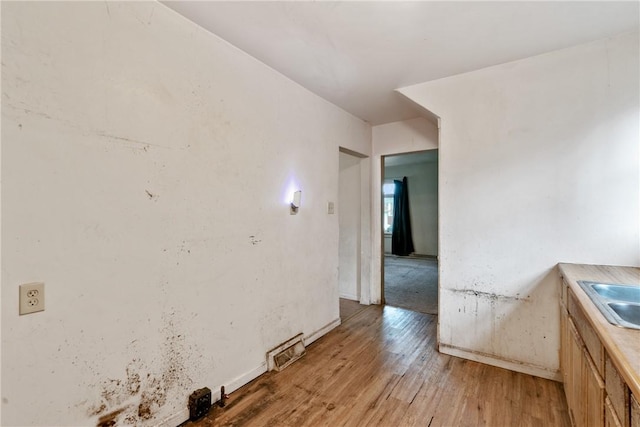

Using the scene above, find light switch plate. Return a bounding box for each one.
[19,282,45,315]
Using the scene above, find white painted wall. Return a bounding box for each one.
[0,3,371,426]
[385,159,439,256]
[338,152,361,300]
[371,118,439,303]
[399,32,639,379]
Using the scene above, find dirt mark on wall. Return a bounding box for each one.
[87,311,195,426]
[137,377,166,420]
[96,407,127,427]
[145,189,159,201]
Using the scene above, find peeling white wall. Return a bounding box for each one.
[0,2,371,426]
[385,159,439,256]
[399,32,639,379]
[371,118,439,304]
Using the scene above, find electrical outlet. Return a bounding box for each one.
[19,282,45,315]
[188,387,211,421]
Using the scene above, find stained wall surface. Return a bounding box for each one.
[0,2,370,425]
[400,32,639,378]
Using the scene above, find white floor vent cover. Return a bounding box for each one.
[267,333,306,372]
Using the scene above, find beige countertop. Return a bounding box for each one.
[558,263,640,398]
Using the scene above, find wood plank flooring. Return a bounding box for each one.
[339,298,367,322]
[184,305,570,427]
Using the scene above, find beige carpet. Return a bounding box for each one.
[384,255,438,315]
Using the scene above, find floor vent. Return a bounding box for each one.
[267,333,306,372]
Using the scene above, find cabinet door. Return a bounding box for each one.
[568,288,604,375]
[568,318,585,427]
[606,397,624,427]
[584,346,605,427]
[606,354,630,427]
[631,393,639,427]
[561,305,570,391]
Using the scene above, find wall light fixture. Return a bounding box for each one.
[290,190,302,215]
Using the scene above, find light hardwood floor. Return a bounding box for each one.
[339,298,367,322]
[184,305,570,427]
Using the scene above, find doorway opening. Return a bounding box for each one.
[338,147,370,322]
[382,150,438,315]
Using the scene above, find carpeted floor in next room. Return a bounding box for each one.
[384,255,438,315]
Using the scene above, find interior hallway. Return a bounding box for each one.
[384,255,438,314]
[183,305,570,427]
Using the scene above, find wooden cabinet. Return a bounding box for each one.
[560,280,633,427]
[562,286,605,427]
[585,347,605,426]
[567,318,585,426]
[558,266,640,427]
[568,288,604,375]
[606,397,624,427]
[561,304,570,385]
[606,354,630,427]
[631,393,640,427]
[564,316,604,426]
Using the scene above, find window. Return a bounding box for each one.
[383,182,395,233]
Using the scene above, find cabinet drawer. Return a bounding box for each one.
[568,288,604,376]
[606,353,630,427]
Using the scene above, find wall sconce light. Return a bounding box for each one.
[290,190,302,215]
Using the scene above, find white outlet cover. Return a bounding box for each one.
[19,282,45,315]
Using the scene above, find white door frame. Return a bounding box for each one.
[368,118,440,308]
[338,147,371,305]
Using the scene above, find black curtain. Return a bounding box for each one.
[391,177,414,256]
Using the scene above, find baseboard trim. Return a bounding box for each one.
[158,361,268,427]
[339,293,358,301]
[225,361,268,394]
[410,253,437,259]
[158,320,340,427]
[304,318,341,346]
[439,343,561,382]
[158,408,189,427]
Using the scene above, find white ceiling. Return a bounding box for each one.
[162,1,639,125]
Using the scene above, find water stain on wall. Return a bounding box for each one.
[452,288,529,302]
